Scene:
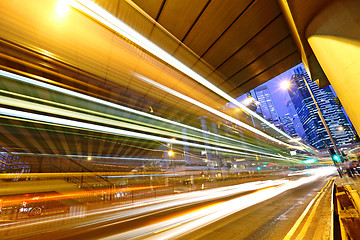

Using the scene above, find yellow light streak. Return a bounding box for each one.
[69,0,311,152]
[56,0,72,17]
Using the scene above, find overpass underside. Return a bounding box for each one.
[0,0,324,172]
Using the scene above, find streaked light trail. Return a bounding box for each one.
[0,107,302,162]
[0,69,272,153]
[136,73,301,149]
[69,0,311,152]
[102,168,335,239]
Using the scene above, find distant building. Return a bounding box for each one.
[250,86,284,133]
[251,86,279,122]
[288,67,354,149]
[281,113,299,138]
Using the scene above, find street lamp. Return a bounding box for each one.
[242,96,255,105]
[168,150,174,157]
[168,150,175,171]
[241,95,258,128]
[280,81,291,90]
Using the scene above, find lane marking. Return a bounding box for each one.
[283,177,334,240]
[295,191,326,239]
[295,177,335,239]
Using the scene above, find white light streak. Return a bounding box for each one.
[0,107,296,162]
[0,179,286,233]
[103,168,334,240]
[136,74,301,149]
[0,94,272,155]
[0,70,268,153]
[70,0,311,151]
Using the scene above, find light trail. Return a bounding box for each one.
[0,179,287,231]
[0,171,182,179]
[0,94,279,156]
[0,185,165,206]
[69,0,311,152]
[0,168,335,239]
[136,73,301,149]
[0,69,273,153]
[0,107,305,163]
[8,153,185,162]
[103,167,336,240]
[0,97,310,163]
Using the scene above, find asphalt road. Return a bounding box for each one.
[176,176,333,240]
[4,169,335,240]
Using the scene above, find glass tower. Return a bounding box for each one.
[250,86,284,132]
[288,67,354,149]
[281,113,299,138]
[251,86,279,122]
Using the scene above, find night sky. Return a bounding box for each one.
[236,62,306,137]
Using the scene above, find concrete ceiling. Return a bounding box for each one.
[96,0,302,97]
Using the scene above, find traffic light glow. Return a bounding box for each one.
[332,155,341,162]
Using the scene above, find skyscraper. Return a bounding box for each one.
[281,113,299,138]
[251,86,279,123]
[288,67,354,149]
[251,86,282,126]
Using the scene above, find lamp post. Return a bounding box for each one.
[168,149,174,171]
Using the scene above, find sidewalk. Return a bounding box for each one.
[283,176,334,240]
[334,175,360,239]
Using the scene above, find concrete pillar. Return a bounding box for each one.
[305,0,360,133]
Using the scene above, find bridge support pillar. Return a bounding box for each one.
[306,0,360,134]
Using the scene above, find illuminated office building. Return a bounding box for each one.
[281,113,299,138]
[288,67,354,149]
[250,86,284,133]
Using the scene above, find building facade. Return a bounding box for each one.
[288,67,354,149]
[250,86,284,133]
[281,113,299,138]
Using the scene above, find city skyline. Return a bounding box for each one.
[237,63,306,138]
[237,63,355,149]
